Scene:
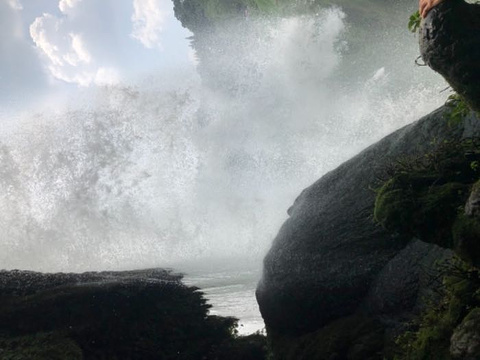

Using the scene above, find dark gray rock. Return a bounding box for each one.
[362,240,451,318]
[420,0,480,112]
[454,181,480,267]
[465,181,480,218]
[450,308,480,360]
[256,107,480,337]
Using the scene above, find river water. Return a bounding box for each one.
[179,259,264,335]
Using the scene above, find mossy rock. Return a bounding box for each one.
[450,307,480,359]
[465,180,480,217]
[375,176,468,249]
[0,332,82,360]
[395,258,480,360]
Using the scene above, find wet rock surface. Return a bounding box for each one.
[257,109,480,355]
[450,308,480,360]
[420,0,480,112]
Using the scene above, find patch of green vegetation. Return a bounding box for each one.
[0,332,82,360]
[374,139,480,252]
[408,11,421,33]
[374,138,480,254]
[394,258,480,360]
[173,0,282,31]
[375,178,467,248]
[375,137,480,359]
[445,94,471,127]
[174,0,407,33]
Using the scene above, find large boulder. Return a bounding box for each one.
[420,0,480,112]
[256,108,480,349]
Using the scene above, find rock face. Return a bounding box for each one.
[450,308,480,360]
[454,180,480,267]
[256,108,480,356]
[465,181,480,217]
[0,268,266,360]
[420,0,480,112]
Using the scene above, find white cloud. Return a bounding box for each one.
[29,1,122,87]
[7,0,22,10]
[131,0,170,49]
[24,0,191,89]
[58,0,81,13]
[67,33,92,65]
[30,14,65,67]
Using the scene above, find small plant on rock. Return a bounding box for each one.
[445,93,471,127]
[408,10,421,33]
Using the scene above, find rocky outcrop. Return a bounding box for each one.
[465,181,480,217]
[450,308,480,360]
[0,269,267,359]
[256,108,480,357]
[453,180,480,267]
[420,0,480,112]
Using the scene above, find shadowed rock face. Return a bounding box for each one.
[256,109,480,343]
[420,0,480,112]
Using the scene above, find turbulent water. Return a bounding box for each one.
[1,7,447,332]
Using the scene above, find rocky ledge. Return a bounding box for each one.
[0,268,267,359]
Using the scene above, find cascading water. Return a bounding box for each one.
[1,6,446,333]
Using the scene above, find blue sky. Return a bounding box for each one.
[0,0,194,110]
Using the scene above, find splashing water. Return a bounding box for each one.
[0,8,446,273]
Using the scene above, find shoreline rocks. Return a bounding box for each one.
[0,268,267,359]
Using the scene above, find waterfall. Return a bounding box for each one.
[0,7,445,272]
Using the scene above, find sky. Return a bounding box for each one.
[0,0,194,111]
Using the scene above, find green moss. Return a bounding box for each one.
[444,94,472,127]
[373,138,480,251]
[375,176,467,248]
[394,258,480,360]
[0,332,82,360]
[374,178,414,233]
